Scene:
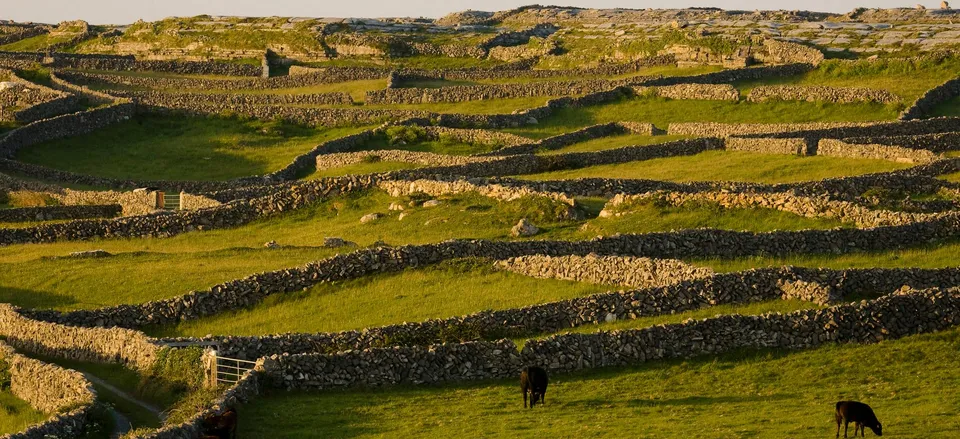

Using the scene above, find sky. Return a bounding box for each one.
[2,1,935,25]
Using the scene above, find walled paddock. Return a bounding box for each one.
[0,102,135,159]
[0,342,95,439]
[164,266,960,360]
[746,85,901,104]
[366,76,654,105]
[377,178,580,217]
[488,122,658,156]
[259,286,960,390]
[56,67,389,92]
[900,76,960,121]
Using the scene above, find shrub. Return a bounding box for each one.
[385,125,427,145]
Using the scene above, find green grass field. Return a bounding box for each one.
[0,391,46,435]
[0,33,77,51]
[237,326,960,438]
[518,150,911,183]
[15,115,370,181]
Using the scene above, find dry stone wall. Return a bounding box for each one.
[116,90,354,106]
[53,189,161,216]
[899,76,960,120]
[747,85,901,104]
[757,39,825,66]
[726,137,810,155]
[632,84,740,101]
[488,122,657,156]
[0,342,94,439]
[0,102,135,158]
[366,77,653,104]
[0,304,159,370]
[377,179,579,217]
[0,204,121,222]
[817,138,939,163]
[495,255,713,288]
[842,132,960,153]
[315,150,496,170]
[607,190,937,228]
[43,52,263,76]
[58,67,385,92]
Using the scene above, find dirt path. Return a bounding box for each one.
[82,373,164,438]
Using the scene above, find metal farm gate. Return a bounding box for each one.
[162,192,180,211]
[209,355,258,386]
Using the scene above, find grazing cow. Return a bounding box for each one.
[201,408,238,439]
[520,366,549,408]
[836,401,882,437]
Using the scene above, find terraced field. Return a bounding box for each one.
[1,6,960,439]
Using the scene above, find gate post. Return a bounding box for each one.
[202,348,218,388]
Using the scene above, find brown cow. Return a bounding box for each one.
[201,408,238,439]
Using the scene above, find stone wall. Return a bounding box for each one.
[632,84,740,101]
[0,304,159,370]
[179,192,222,211]
[59,67,386,92]
[522,287,959,373]
[0,159,246,194]
[0,342,94,439]
[0,342,94,413]
[0,204,121,223]
[366,77,653,104]
[726,137,810,155]
[740,117,960,141]
[0,26,48,46]
[0,102,135,158]
[53,188,161,216]
[116,90,354,107]
[43,52,263,77]
[48,71,120,106]
[899,76,960,120]
[263,340,520,390]
[842,132,960,153]
[816,138,939,163]
[643,63,814,86]
[747,85,901,104]
[168,266,960,360]
[607,189,936,228]
[495,255,713,288]
[757,39,825,66]
[377,179,580,218]
[315,150,497,170]
[667,121,879,137]
[488,122,657,156]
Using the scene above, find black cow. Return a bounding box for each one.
[836,401,882,437]
[520,366,549,408]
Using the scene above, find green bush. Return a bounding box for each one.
[385,125,427,145]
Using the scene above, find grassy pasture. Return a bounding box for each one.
[237,326,960,438]
[517,150,911,183]
[0,190,843,311]
[734,57,960,102]
[0,33,77,52]
[14,115,371,181]
[501,96,897,139]
[0,391,45,436]
[149,258,614,337]
[538,134,692,154]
